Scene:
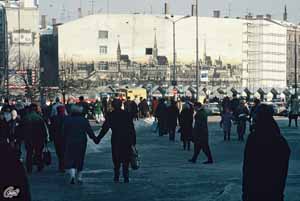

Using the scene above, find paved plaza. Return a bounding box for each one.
[29,117,300,201]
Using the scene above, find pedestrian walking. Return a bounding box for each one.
[189,102,213,164]
[151,97,159,118]
[220,107,233,141]
[179,103,193,150]
[96,99,136,183]
[63,105,98,184]
[8,110,22,159]
[0,141,31,201]
[242,104,290,201]
[249,98,260,132]
[94,99,104,124]
[234,101,249,141]
[288,95,299,127]
[167,99,179,141]
[52,105,66,172]
[156,99,168,136]
[23,104,48,174]
[77,96,89,118]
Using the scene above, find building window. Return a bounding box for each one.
[99,46,108,55]
[99,62,108,70]
[98,30,108,39]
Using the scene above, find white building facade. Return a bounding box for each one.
[4,0,40,66]
[58,13,289,91]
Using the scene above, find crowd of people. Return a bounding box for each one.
[0,92,294,201]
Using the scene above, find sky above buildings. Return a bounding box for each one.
[40,0,299,24]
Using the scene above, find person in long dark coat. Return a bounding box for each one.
[179,103,194,150]
[156,99,168,136]
[63,105,97,184]
[189,102,213,164]
[242,104,290,201]
[220,107,233,141]
[0,141,31,201]
[234,101,249,141]
[96,99,136,183]
[52,106,66,172]
[23,104,48,174]
[167,100,179,141]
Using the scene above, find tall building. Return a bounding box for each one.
[58,13,290,91]
[0,3,8,88]
[0,0,40,90]
[286,26,300,88]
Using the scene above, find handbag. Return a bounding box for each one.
[43,144,52,166]
[130,146,140,170]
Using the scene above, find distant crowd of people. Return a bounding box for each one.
[0,92,295,201]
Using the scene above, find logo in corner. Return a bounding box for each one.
[3,186,20,199]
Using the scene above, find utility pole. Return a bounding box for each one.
[172,21,176,86]
[294,26,298,96]
[196,0,200,101]
[18,3,21,70]
[165,15,190,86]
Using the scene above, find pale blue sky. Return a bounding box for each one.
[40,0,299,23]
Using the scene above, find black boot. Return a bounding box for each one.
[114,169,120,183]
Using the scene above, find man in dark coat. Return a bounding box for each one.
[52,106,66,172]
[96,99,136,183]
[0,141,31,201]
[234,101,250,141]
[167,100,179,141]
[156,99,168,136]
[23,104,48,173]
[189,102,213,164]
[179,103,194,150]
[77,96,89,118]
[242,104,290,201]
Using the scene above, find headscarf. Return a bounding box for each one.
[254,104,281,138]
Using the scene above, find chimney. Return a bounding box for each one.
[283,5,288,21]
[52,18,57,25]
[78,8,82,18]
[266,14,272,20]
[191,4,196,16]
[245,13,253,20]
[41,15,47,29]
[164,2,170,15]
[213,10,221,18]
[256,15,264,20]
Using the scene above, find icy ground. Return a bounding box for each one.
[29,117,300,201]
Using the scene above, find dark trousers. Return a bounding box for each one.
[25,140,44,173]
[191,142,213,162]
[112,154,129,180]
[237,121,246,141]
[183,140,191,150]
[168,127,176,141]
[53,135,65,171]
[224,130,231,141]
[288,114,298,127]
[158,118,167,136]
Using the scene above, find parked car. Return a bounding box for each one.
[273,102,288,116]
[204,103,221,115]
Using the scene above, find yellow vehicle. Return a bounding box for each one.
[117,88,147,100]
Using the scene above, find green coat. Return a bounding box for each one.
[94,102,103,115]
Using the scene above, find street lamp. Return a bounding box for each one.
[294,26,298,96]
[165,15,190,87]
[195,0,200,101]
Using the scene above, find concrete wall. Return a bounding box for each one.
[6,6,40,67]
[58,14,288,90]
[58,14,244,65]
